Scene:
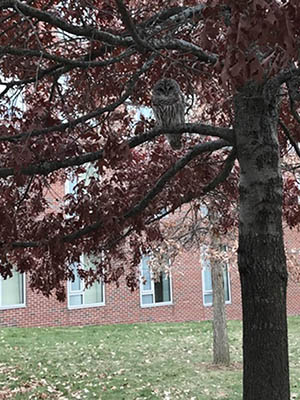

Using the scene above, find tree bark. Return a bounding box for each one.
[209,212,230,366]
[235,82,290,399]
[211,255,230,366]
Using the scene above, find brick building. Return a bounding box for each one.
[1,236,300,327]
[1,175,300,328]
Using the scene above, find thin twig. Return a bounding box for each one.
[279,120,300,159]
[0,53,156,143]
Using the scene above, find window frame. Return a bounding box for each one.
[140,256,173,308]
[0,271,26,310]
[67,256,105,310]
[66,170,105,310]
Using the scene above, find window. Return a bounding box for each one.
[0,270,25,309]
[65,176,78,195]
[68,255,105,308]
[202,264,231,306]
[140,256,172,307]
[65,163,97,196]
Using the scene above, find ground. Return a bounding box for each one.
[0,317,299,399]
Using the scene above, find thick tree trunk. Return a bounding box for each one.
[235,83,290,399]
[211,257,230,366]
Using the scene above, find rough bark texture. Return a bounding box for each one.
[235,82,290,399]
[211,255,230,366]
[209,213,230,366]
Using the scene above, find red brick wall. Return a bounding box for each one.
[1,244,300,328]
[285,227,300,316]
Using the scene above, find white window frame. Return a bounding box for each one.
[202,264,231,307]
[66,168,105,309]
[0,271,26,310]
[67,256,105,309]
[140,257,173,308]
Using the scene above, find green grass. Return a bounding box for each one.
[0,317,299,399]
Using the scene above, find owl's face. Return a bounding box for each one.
[152,78,181,99]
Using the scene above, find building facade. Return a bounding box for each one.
[1,176,300,328]
[1,241,300,328]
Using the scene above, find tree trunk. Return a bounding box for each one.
[211,255,230,365]
[235,82,290,399]
[209,212,230,366]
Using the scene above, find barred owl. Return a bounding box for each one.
[151,78,185,150]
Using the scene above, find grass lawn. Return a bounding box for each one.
[0,317,299,399]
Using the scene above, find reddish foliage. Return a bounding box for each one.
[0,0,300,298]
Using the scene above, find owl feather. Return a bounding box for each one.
[151,78,185,150]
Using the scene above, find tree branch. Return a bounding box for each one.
[0,63,63,97]
[0,150,104,178]
[5,139,230,249]
[124,139,230,219]
[1,1,216,70]
[0,45,136,70]
[1,0,133,47]
[129,123,234,148]
[202,147,237,193]
[113,1,216,63]
[149,147,237,222]
[279,120,300,159]
[273,67,300,86]
[0,124,234,179]
[153,38,217,64]
[141,4,204,29]
[160,123,234,143]
[115,0,147,50]
[0,46,137,99]
[0,53,156,143]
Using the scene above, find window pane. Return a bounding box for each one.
[1,271,24,306]
[203,267,212,291]
[204,293,213,305]
[85,282,103,304]
[162,273,171,302]
[142,294,153,305]
[154,273,171,303]
[69,294,83,306]
[68,257,105,307]
[203,266,231,305]
[67,177,77,194]
[223,267,230,302]
[141,256,152,291]
[70,266,82,291]
[82,164,97,186]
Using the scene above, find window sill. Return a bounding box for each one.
[140,301,173,308]
[203,301,232,307]
[67,302,105,310]
[0,304,26,310]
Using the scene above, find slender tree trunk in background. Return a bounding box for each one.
[211,250,230,366]
[209,212,230,366]
[235,82,290,400]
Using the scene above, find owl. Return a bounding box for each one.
[151,78,185,150]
